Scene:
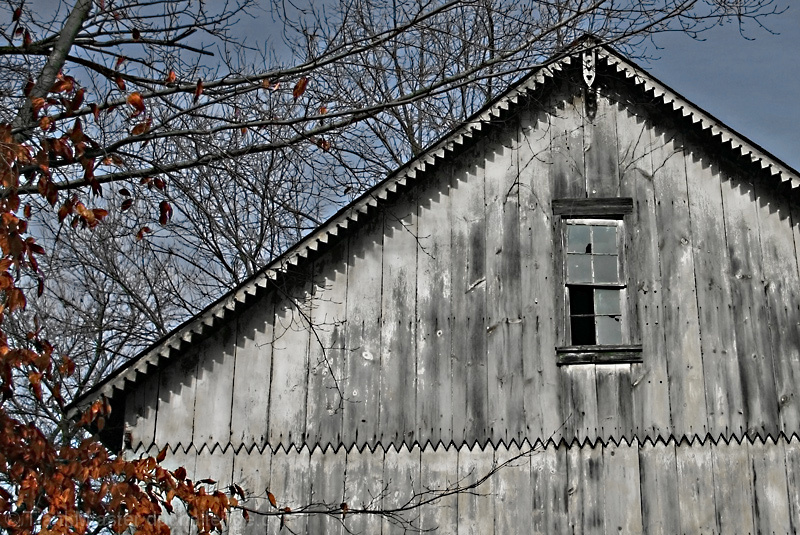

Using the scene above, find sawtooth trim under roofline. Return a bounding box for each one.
[69,39,800,416]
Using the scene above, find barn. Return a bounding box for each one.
[73,38,800,534]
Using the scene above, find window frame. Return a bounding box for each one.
[552,198,642,366]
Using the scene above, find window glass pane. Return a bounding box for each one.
[567,254,592,283]
[595,289,621,315]
[596,316,623,345]
[593,225,617,254]
[594,255,618,283]
[569,286,595,315]
[567,225,592,253]
[570,316,596,345]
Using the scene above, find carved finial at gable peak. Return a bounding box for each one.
[582,47,596,88]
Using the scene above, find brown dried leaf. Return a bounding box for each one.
[292,77,308,101]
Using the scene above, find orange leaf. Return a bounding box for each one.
[165,70,177,85]
[193,79,203,103]
[131,118,151,136]
[7,288,26,311]
[267,491,277,508]
[92,208,109,221]
[292,77,308,101]
[136,226,151,241]
[38,116,52,131]
[156,446,167,462]
[30,97,46,117]
[126,92,145,116]
[115,56,126,69]
[115,75,126,91]
[23,29,31,48]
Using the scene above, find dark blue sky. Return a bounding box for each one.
[643,7,799,171]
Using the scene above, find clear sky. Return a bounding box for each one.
[641,6,799,171]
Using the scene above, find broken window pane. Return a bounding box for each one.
[569,286,595,315]
[567,224,592,253]
[570,316,596,345]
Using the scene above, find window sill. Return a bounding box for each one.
[556,344,642,366]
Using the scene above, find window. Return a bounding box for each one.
[553,198,642,365]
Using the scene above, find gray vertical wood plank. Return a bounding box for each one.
[616,100,671,440]
[268,283,311,450]
[342,446,385,535]
[562,366,599,442]
[449,143,488,445]
[783,436,800,533]
[382,444,420,535]
[416,165,453,447]
[685,149,745,437]
[155,349,200,449]
[530,442,568,533]
[267,446,310,535]
[584,91,619,197]
[518,105,555,442]
[485,120,524,445]
[306,240,348,450]
[711,439,755,535]
[343,214,385,448]
[231,294,275,451]
[749,438,792,535]
[675,440,716,534]
[567,443,604,535]
[192,324,236,450]
[637,439,680,535]
[125,372,159,451]
[456,443,494,535]
[595,365,634,442]
[551,88,586,199]
[380,194,419,448]
[719,173,780,438]
[418,446,458,534]
[307,446,346,535]
[651,128,707,437]
[230,448,272,535]
[194,445,234,494]
[493,442,531,535]
[755,178,800,436]
[602,439,643,535]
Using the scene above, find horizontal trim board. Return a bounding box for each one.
[552,197,634,216]
[556,344,643,365]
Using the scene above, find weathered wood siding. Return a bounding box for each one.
[138,435,800,535]
[123,77,800,455]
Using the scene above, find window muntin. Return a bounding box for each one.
[563,219,626,347]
